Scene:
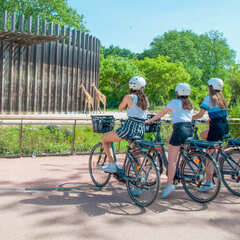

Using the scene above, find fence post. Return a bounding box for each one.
[71,120,77,154]
[19,120,23,157]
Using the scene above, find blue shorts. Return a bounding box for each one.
[116,117,145,140]
[207,117,229,141]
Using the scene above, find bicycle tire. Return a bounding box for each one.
[126,152,160,207]
[89,142,111,187]
[220,149,240,196]
[180,151,221,203]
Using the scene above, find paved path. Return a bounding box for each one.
[0,155,239,240]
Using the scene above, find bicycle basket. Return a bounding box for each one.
[145,114,160,133]
[91,115,115,133]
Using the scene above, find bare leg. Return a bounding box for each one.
[101,131,123,163]
[200,128,215,182]
[167,144,180,185]
[205,149,216,181]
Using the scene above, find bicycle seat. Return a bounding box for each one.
[185,137,194,143]
[227,138,240,147]
[190,140,223,149]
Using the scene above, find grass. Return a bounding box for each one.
[0,119,239,157]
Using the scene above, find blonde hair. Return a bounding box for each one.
[209,86,227,109]
[178,96,193,110]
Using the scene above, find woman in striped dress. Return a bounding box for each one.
[101,76,149,173]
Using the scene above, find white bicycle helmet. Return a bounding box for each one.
[208,78,223,90]
[129,76,146,90]
[175,83,191,96]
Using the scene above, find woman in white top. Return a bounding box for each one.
[102,76,149,173]
[146,83,193,198]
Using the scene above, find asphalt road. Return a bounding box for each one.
[0,155,239,240]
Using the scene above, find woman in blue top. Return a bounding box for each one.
[101,76,149,173]
[193,78,229,141]
[146,83,193,198]
[193,78,229,191]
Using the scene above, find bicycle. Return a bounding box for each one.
[89,115,160,208]
[139,117,222,203]
[192,120,240,197]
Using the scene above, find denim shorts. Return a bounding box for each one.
[116,117,145,140]
[207,117,229,141]
[169,122,193,146]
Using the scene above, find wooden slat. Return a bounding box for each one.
[16,46,23,113]
[60,26,66,112]
[11,13,16,31]
[53,24,60,113]
[28,16,32,33]
[65,27,71,113]
[71,29,77,112]
[85,34,90,103]
[3,11,7,31]
[18,14,24,32]
[80,32,86,111]
[75,31,81,112]
[8,44,14,113]
[46,22,53,112]
[24,44,30,112]
[39,20,47,113]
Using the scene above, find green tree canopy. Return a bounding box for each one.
[1,0,88,31]
[137,56,191,106]
[101,45,136,59]
[99,54,142,108]
[139,30,236,88]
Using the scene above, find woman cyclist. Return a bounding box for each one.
[146,83,194,198]
[193,77,229,191]
[101,76,149,173]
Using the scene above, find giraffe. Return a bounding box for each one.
[78,84,94,113]
[91,83,106,112]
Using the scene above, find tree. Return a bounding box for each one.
[138,30,236,88]
[0,0,88,31]
[101,45,136,59]
[198,31,236,83]
[137,56,191,107]
[99,54,142,108]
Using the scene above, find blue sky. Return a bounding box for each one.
[68,0,240,61]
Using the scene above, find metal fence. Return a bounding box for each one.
[0,11,100,114]
[0,115,239,158]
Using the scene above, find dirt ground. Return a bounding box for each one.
[0,154,239,240]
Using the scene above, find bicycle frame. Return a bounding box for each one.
[110,141,152,183]
[148,120,216,182]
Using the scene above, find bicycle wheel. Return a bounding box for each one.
[220,149,240,196]
[180,151,221,203]
[126,152,160,207]
[89,142,111,187]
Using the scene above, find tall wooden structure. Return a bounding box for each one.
[0,11,100,114]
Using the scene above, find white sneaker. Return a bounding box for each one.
[101,162,118,173]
